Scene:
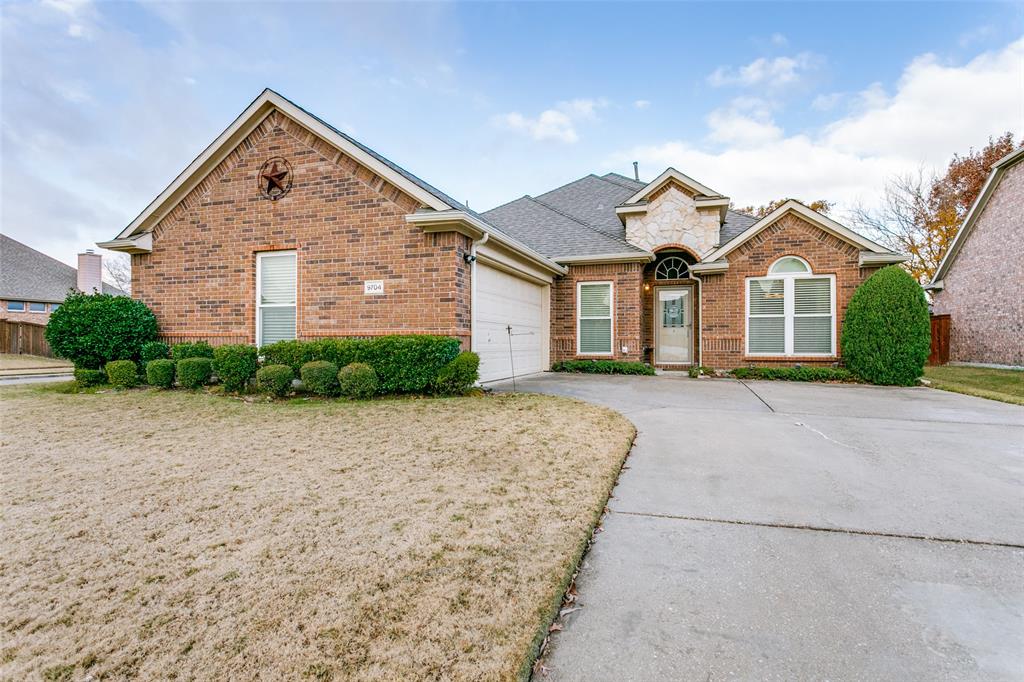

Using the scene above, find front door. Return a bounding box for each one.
[655,286,693,364]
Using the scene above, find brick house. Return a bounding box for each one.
[929,146,1024,368]
[0,235,122,323]
[100,90,906,381]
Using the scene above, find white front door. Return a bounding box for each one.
[655,286,693,364]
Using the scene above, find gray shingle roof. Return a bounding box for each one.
[483,172,754,261]
[0,234,123,302]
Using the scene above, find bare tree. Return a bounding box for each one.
[103,253,132,294]
[849,170,945,284]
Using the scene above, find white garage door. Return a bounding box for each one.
[475,263,548,383]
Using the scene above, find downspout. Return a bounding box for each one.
[689,268,704,369]
[469,232,490,355]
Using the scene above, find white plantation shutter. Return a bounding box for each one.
[747,272,834,356]
[258,252,296,346]
[578,283,612,354]
[793,277,833,354]
[748,279,785,354]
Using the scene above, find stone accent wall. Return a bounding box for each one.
[131,111,472,347]
[699,213,880,369]
[550,262,643,363]
[624,182,721,255]
[0,301,55,323]
[931,160,1024,366]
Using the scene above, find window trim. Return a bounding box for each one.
[745,265,836,358]
[255,250,297,348]
[6,301,25,312]
[576,280,614,356]
[28,302,47,313]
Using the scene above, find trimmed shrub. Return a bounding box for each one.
[140,341,170,364]
[171,341,214,361]
[260,335,461,394]
[257,364,294,397]
[730,366,857,382]
[146,359,176,388]
[338,363,379,400]
[301,360,340,396]
[259,340,316,374]
[105,360,139,388]
[841,266,931,386]
[552,360,656,376]
[213,344,258,393]
[74,368,107,387]
[434,352,480,395]
[176,357,213,389]
[45,292,158,369]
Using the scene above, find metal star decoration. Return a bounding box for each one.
[258,157,292,200]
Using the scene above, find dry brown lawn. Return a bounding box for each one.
[0,385,633,681]
[0,354,72,373]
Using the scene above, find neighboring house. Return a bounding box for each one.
[0,235,124,323]
[99,89,905,382]
[929,146,1024,368]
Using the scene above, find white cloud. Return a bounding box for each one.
[492,98,608,144]
[634,99,651,109]
[609,37,1024,211]
[811,92,843,111]
[708,52,819,88]
[770,33,788,47]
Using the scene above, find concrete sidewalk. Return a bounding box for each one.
[491,374,1024,681]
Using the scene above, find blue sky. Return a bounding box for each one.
[2,1,1022,267]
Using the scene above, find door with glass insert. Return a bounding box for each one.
[655,286,692,364]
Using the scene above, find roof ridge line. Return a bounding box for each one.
[526,196,635,248]
[599,173,645,190]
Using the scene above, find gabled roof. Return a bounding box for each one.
[930,145,1024,287]
[0,234,123,302]
[702,200,895,263]
[622,167,725,204]
[534,174,644,236]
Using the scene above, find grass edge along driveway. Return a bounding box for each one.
[924,365,1024,405]
[1,385,635,681]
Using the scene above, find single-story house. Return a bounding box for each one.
[929,146,1023,368]
[100,89,906,382]
[1,235,122,323]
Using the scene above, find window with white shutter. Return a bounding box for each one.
[257,251,296,347]
[577,282,613,355]
[746,257,834,357]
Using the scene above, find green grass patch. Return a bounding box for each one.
[924,365,1024,406]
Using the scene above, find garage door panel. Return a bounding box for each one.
[475,265,548,382]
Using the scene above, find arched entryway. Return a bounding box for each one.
[643,249,699,367]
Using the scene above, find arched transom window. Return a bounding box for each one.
[655,256,689,280]
[746,256,835,357]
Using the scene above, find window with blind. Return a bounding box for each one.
[257,251,296,347]
[577,282,613,355]
[746,258,834,356]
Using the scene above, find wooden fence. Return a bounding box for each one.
[1,320,53,357]
[928,314,950,366]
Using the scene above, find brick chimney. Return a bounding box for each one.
[77,249,103,294]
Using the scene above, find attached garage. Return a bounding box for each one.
[474,262,549,382]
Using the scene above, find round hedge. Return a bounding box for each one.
[105,360,139,388]
[338,362,378,400]
[257,364,294,397]
[176,357,213,389]
[45,292,158,369]
[146,359,176,389]
[433,351,480,396]
[841,266,930,386]
[301,360,340,396]
[213,344,258,393]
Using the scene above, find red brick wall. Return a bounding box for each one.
[131,111,472,347]
[551,262,643,362]
[700,213,880,369]
[931,160,1024,367]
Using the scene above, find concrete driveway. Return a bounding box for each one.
[490,374,1024,681]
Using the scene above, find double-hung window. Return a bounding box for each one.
[577,282,613,355]
[256,251,297,347]
[746,257,835,356]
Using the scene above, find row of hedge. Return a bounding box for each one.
[551,360,656,376]
[80,336,479,398]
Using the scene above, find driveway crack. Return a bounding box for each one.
[611,510,1024,549]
